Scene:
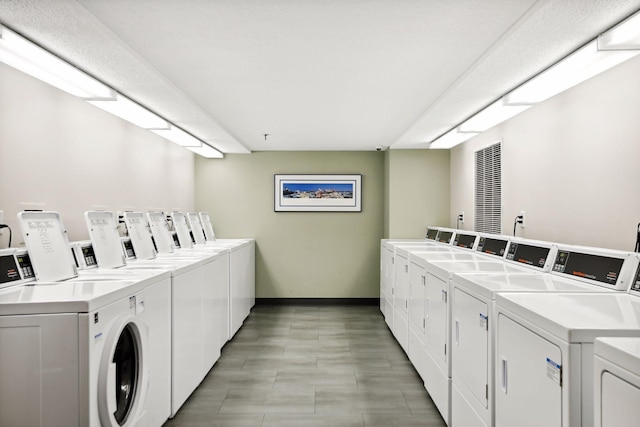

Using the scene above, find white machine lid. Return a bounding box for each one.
[453,272,614,299]
[410,249,484,267]
[495,292,640,343]
[426,259,535,279]
[595,337,640,377]
[85,211,126,269]
[17,211,77,282]
[395,243,444,258]
[147,211,175,254]
[172,212,194,249]
[187,212,207,245]
[123,212,156,260]
[199,212,216,241]
[0,278,146,315]
[550,245,638,291]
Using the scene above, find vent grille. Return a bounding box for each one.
[474,142,502,234]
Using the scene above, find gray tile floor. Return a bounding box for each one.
[164,304,446,426]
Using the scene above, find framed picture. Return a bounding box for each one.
[274,174,362,212]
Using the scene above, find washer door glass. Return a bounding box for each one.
[113,324,139,424]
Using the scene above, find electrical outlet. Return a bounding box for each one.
[459,211,465,223]
[519,210,526,228]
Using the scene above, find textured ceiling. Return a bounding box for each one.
[1,0,640,153]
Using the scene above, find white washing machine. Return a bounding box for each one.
[593,337,640,427]
[0,238,169,427]
[450,242,630,427]
[494,247,640,427]
[406,237,552,426]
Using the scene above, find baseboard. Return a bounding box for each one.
[256,298,379,306]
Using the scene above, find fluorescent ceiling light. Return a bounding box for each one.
[152,126,202,147]
[187,143,224,158]
[505,40,640,105]
[458,99,531,133]
[0,25,113,99]
[429,128,478,149]
[598,11,640,50]
[88,94,169,129]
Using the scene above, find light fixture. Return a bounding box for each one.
[187,143,224,158]
[504,40,640,105]
[598,10,640,50]
[429,128,478,149]
[458,99,531,133]
[151,125,203,147]
[0,25,113,99]
[88,94,169,130]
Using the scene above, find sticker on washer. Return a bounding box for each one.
[546,357,561,384]
[479,313,488,330]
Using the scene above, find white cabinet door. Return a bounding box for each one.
[409,261,425,333]
[600,371,640,427]
[425,272,448,366]
[496,314,562,427]
[395,254,409,315]
[452,288,488,409]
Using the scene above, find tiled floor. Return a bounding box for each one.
[164,304,446,426]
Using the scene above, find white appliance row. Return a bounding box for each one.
[381,227,640,427]
[0,209,255,427]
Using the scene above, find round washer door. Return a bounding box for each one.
[98,315,149,427]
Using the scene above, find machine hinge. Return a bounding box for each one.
[405,300,408,309]
[485,315,489,331]
[423,318,425,328]
[392,257,394,264]
[486,384,488,400]
[560,366,563,387]
[405,264,408,273]
[442,290,448,303]
[444,344,447,356]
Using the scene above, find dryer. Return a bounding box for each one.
[406,237,551,426]
[450,242,629,427]
[593,337,640,427]
[493,247,640,427]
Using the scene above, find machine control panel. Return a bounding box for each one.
[0,252,21,285]
[436,230,453,244]
[552,251,624,285]
[506,243,549,268]
[16,252,35,280]
[81,244,98,268]
[476,237,508,258]
[122,239,136,259]
[426,228,438,240]
[453,233,476,249]
[631,265,640,292]
[172,232,181,249]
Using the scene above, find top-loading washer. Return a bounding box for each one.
[493,247,640,427]
[1,213,171,427]
[593,336,640,427]
[449,241,631,427]
[406,235,555,426]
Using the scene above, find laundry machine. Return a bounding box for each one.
[406,237,554,426]
[493,247,640,427]
[593,337,640,427]
[449,241,631,427]
[1,218,170,427]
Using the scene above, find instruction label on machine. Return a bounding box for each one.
[546,357,561,385]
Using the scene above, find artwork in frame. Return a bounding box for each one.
[274,174,362,212]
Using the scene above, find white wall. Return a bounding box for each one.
[450,54,640,251]
[0,64,195,245]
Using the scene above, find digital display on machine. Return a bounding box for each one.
[16,253,34,279]
[82,245,97,267]
[631,266,640,292]
[453,233,476,249]
[506,243,550,268]
[0,255,21,284]
[476,237,507,257]
[436,231,453,243]
[123,239,136,258]
[552,251,624,285]
[426,229,438,240]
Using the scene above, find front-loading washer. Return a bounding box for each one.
[0,240,168,427]
[593,337,640,427]
[493,247,640,427]
[449,242,630,427]
[14,210,172,427]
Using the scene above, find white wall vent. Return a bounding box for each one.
[474,142,502,234]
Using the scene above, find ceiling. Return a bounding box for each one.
[1,0,640,153]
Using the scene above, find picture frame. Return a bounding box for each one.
[274,174,362,212]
